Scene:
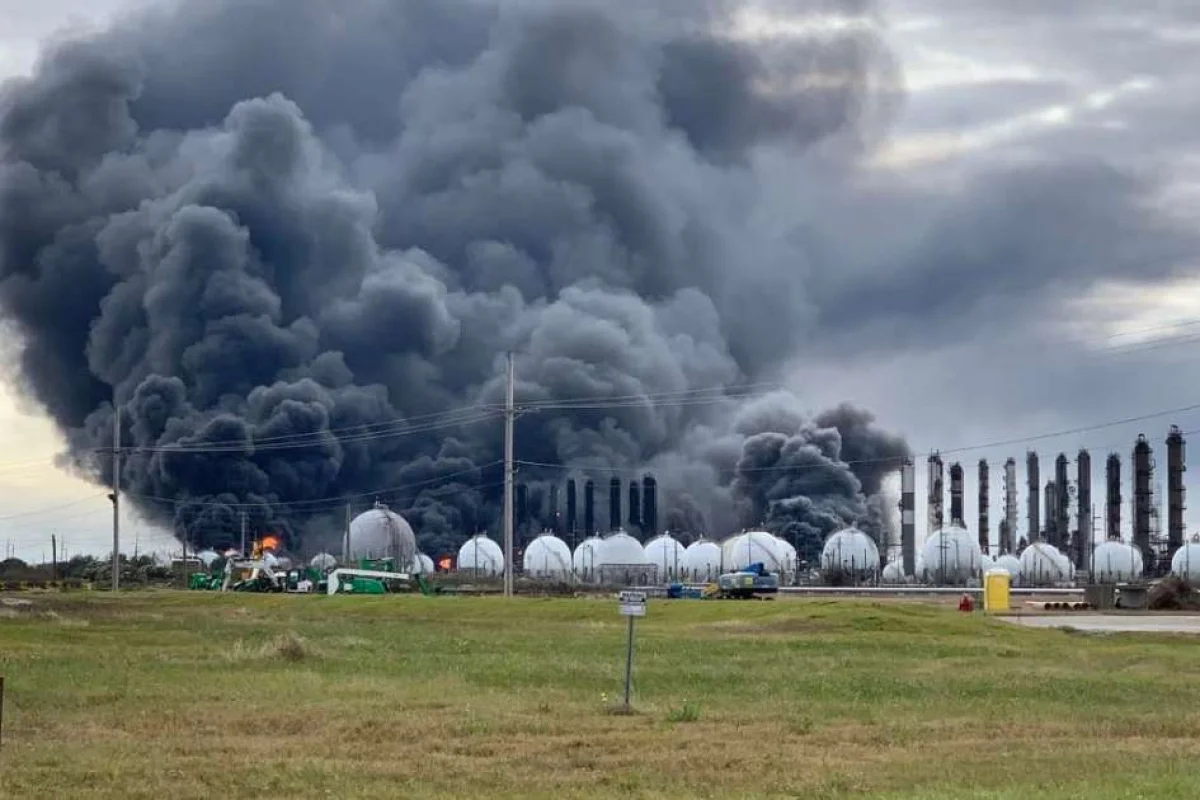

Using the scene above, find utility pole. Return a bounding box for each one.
[111,395,121,592]
[240,511,247,556]
[343,502,352,562]
[503,352,515,597]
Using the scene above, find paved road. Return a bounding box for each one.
[1003,614,1200,634]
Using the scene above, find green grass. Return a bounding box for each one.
[3,593,1200,798]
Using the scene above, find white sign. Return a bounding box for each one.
[618,590,647,617]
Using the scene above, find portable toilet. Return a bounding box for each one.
[983,568,1011,613]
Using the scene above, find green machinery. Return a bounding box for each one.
[188,555,438,596]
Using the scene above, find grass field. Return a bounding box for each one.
[4,593,1200,798]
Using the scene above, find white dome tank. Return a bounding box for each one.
[1171,543,1200,583]
[1019,542,1068,586]
[410,553,435,575]
[681,540,722,582]
[921,526,981,584]
[995,555,1022,584]
[723,531,786,573]
[1092,541,1143,583]
[775,537,798,579]
[881,561,906,584]
[644,534,685,581]
[196,549,220,568]
[915,555,926,583]
[310,553,338,572]
[596,532,652,568]
[820,528,880,579]
[523,534,573,579]
[980,553,995,574]
[457,534,504,576]
[348,503,417,567]
[572,536,604,581]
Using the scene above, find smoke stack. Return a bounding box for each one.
[549,484,560,534]
[1003,458,1017,554]
[1027,451,1040,543]
[1044,480,1056,539]
[1167,425,1186,558]
[900,458,916,576]
[949,462,964,526]
[566,479,577,534]
[584,479,595,535]
[628,480,642,531]
[978,459,989,555]
[1055,453,1070,550]
[1133,434,1153,565]
[1106,453,1121,541]
[609,476,621,532]
[642,474,658,536]
[1076,449,1091,569]
[927,453,944,533]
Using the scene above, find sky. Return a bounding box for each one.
[0,0,1197,563]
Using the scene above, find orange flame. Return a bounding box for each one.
[261,535,281,552]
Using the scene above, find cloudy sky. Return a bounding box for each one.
[0,0,1197,562]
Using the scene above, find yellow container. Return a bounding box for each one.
[983,568,1010,612]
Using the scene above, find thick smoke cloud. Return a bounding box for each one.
[0,0,910,555]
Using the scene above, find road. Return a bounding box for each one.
[1002,614,1200,634]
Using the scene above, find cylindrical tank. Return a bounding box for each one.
[457,534,504,576]
[820,528,880,581]
[522,534,572,579]
[309,553,337,572]
[1019,542,1068,586]
[348,504,417,567]
[723,531,787,574]
[644,533,685,582]
[1170,542,1200,584]
[681,540,721,582]
[572,536,604,582]
[920,526,981,584]
[1092,540,1143,583]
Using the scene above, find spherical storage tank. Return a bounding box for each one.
[920,526,980,584]
[410,553,435,575]
[457,534,504,576]
[1171,543,1200,584]
[776,537,798,579]
[196,549,220,568]
[881,561,906,584]
[348,503,417,567]
[523,534,572,579]
[1092,541,1143,583]
[572,536,604,581]
[723,531,786,573]
[681,540,722,582]
[596,532,652,568]
[1019,542,1068,586]
[644,534,685,581]
[980,554,995,574]
[820,528,880,580]
[995,555,1022,584]
[310,553,338,572]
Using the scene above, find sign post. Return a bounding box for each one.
[617,591,646,710]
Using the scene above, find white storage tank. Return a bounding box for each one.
[775,537,798,580]
[723,531,786,574]
[457,534,504,576]
[921,526,981,584]
[980,553,995,574]
[523,534,573,579]
[596,531,655,584]
[1019,542,1068,586]
[881,561,906,584]
[995,555,1022,585]
[196,549,220,568]
[410,553,435,575]
[1171,542,1200,583]
[681,540,722,583]
[820,528,880,581]
[310,553,338,572]
[644,534,685,582]
[1092,540,1143,583]
[572,536,604,582]
[348,503,417,567]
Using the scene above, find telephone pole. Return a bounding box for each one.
[240,512,247,556]
[111,395,121,592]
[503,352,516,597]
[343,502,352,562]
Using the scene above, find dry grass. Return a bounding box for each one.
[3,593,1200,798]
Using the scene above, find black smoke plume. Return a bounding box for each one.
[0,0,909,554]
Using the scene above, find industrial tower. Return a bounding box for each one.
[1027,451,1040,543]
[1076,449,1092,569]
[1105,454,1121,541]
[978,459,989,555]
